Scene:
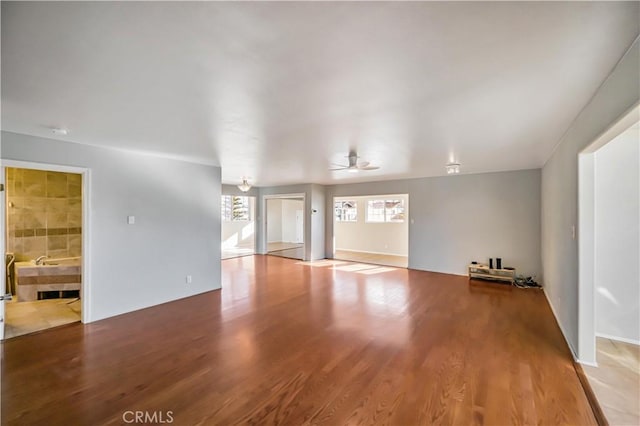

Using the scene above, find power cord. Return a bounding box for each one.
[513,275,541,289]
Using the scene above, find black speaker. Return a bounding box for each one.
[496,258,502,269]
[489,258,493,269]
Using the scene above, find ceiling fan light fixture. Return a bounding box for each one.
[446,163,461,174]
[329,151,379,172]
[237,178,252,192]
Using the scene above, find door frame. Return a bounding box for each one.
[577,102,638,364]
[1,159,92,326]
[262,193,306,261]
[295,210,304,244]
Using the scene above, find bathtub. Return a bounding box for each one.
[15,257,82,302]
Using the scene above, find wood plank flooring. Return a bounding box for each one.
[1,255,596,425]
[583,337,639,425]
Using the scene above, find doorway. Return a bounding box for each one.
[264,194,305,260]
[221,194,256,259]
[578,107,639,424]
[333,194,409,268]
[1,161,89,340]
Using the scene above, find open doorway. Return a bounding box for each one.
[3,165,84,339]
[221,195,256,259]
[578,108,639,424]
[265,195,305,260]
[333,194,408,268]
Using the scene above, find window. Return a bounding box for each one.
[385,199,405,222]
[221,195,250,221]
[366,199,405,223]
[366,200,386,222]
[335,200,357,222]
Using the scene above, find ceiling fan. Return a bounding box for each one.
[330,151,380,173]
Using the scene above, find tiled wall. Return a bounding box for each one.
[6,168,82,261]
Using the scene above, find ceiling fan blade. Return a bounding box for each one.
[359,165,380,171]
[329,166,349,171]
[357,161,370,168]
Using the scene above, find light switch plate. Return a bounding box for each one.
[127,215,135,225]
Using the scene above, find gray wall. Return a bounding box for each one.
[1,131,222,322]
[541,38,639,355]
[594,126,639,343]
[326,169,542,277]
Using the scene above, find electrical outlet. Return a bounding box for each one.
[186,275,192,284]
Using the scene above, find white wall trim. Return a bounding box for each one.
[577,152,597,365]
[334,248,408,257]
[596,333,640,346]
[0,159,93,323]
[543,288,580,363]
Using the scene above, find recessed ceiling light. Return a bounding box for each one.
[446,163,461,174]
[51,127,69,135]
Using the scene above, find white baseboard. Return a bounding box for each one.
[543,289,579,362]
[595,332,640,346]
[335,248,408,257]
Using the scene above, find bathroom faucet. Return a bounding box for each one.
[35,255,48,265]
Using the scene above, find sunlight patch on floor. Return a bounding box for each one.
[295,260,348,267]
[356,266,397,275]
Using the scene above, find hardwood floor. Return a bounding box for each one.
[583,337,639,425]
[1,255,595,425]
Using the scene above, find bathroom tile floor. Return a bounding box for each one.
[582,337,640,425]
[4,298,81,339]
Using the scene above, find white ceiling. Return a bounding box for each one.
[2,2,638,186]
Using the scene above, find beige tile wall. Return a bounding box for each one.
[5,168,82,261]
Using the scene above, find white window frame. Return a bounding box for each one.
[335,200,357,222]
[221,195,250,222]
[366,199,405,223]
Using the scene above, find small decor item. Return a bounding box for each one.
[496,258,502,269]
[471,261,478,265]
[489,258,494,269]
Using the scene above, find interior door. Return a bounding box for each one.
[295,210,303,244]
